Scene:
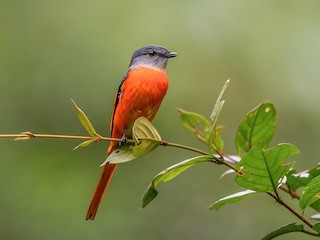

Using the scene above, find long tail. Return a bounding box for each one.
[86,163,117,220]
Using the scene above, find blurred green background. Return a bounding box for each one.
[1,1,320,239]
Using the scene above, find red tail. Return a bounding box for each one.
[86,163,117,220]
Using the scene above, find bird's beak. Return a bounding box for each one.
[167,51,178,58]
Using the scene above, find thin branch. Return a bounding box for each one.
[0,132,315,230]
[0,132,235,171]
[0,132,133,143]
[267,192,315,230]
[280,185,301,200]
[139,137,236,169]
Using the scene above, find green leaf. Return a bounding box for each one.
[260,223,305,240]
[71,99,97,137]
[236,102,277,156]
[313,223,320,233]
[300,175,320,210]
[132,117,161,157]
[177,108,211,144]
[141,184,158,208]
[209,190,255,211]
[73,139,96,150]
[235,143,298,192]
[286,164,320,191]
[177,81,229,153]
[142,155,213,208]
[311,199,320,211]
[100,143,136,165]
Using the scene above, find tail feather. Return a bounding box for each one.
[86,163,117,220]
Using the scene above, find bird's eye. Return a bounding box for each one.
[148,51,156,57]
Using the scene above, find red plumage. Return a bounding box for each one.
[86,66,169,220]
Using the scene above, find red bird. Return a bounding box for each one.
[86,45,177,220]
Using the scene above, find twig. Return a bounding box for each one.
[0,132,316,231]
[267,192,315,230]
[0,132,133,143]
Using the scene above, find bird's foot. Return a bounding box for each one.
[119,130,128,146]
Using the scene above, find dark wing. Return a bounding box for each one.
[109,68,131,135]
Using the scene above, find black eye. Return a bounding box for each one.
[148,51,156,57]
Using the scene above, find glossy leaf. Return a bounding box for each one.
[260,223,305,240]
[209,189,255,211]
[286,164,320,191]
[300,175,320,210]
[236,102,277,156]
[132,117,161,157]
[177,108,211,144]
[235,143,298,192]
[100,143,136,165]
[71,99,97,137]
[142,155,213,208]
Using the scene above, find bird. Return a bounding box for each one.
[86,45,177,220]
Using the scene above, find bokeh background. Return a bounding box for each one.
[1,1,320,239]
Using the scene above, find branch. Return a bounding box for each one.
[0,132,314,230]
[267,192,315,230]
[0,132,235,171]
[0,132,133,143]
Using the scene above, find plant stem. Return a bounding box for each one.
[0,132,314,230]
[0,132,132,143]
[0,132,235,169]
[139,138,237,169]
[267,192,315,229]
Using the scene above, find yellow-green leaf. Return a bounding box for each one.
[71,99,97,137]
[177,108,211,144]
[132,117,161,157]
[73,139,96,150]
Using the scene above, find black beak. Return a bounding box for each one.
[167,51,178,58]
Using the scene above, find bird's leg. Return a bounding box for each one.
[119,130,128,146]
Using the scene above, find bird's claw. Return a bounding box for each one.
[119,130,128,146]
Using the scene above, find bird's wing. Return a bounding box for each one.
[109,68,131,135]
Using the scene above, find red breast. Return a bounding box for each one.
[108,66,169,154]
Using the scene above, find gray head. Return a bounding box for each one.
[129,45,177,70]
